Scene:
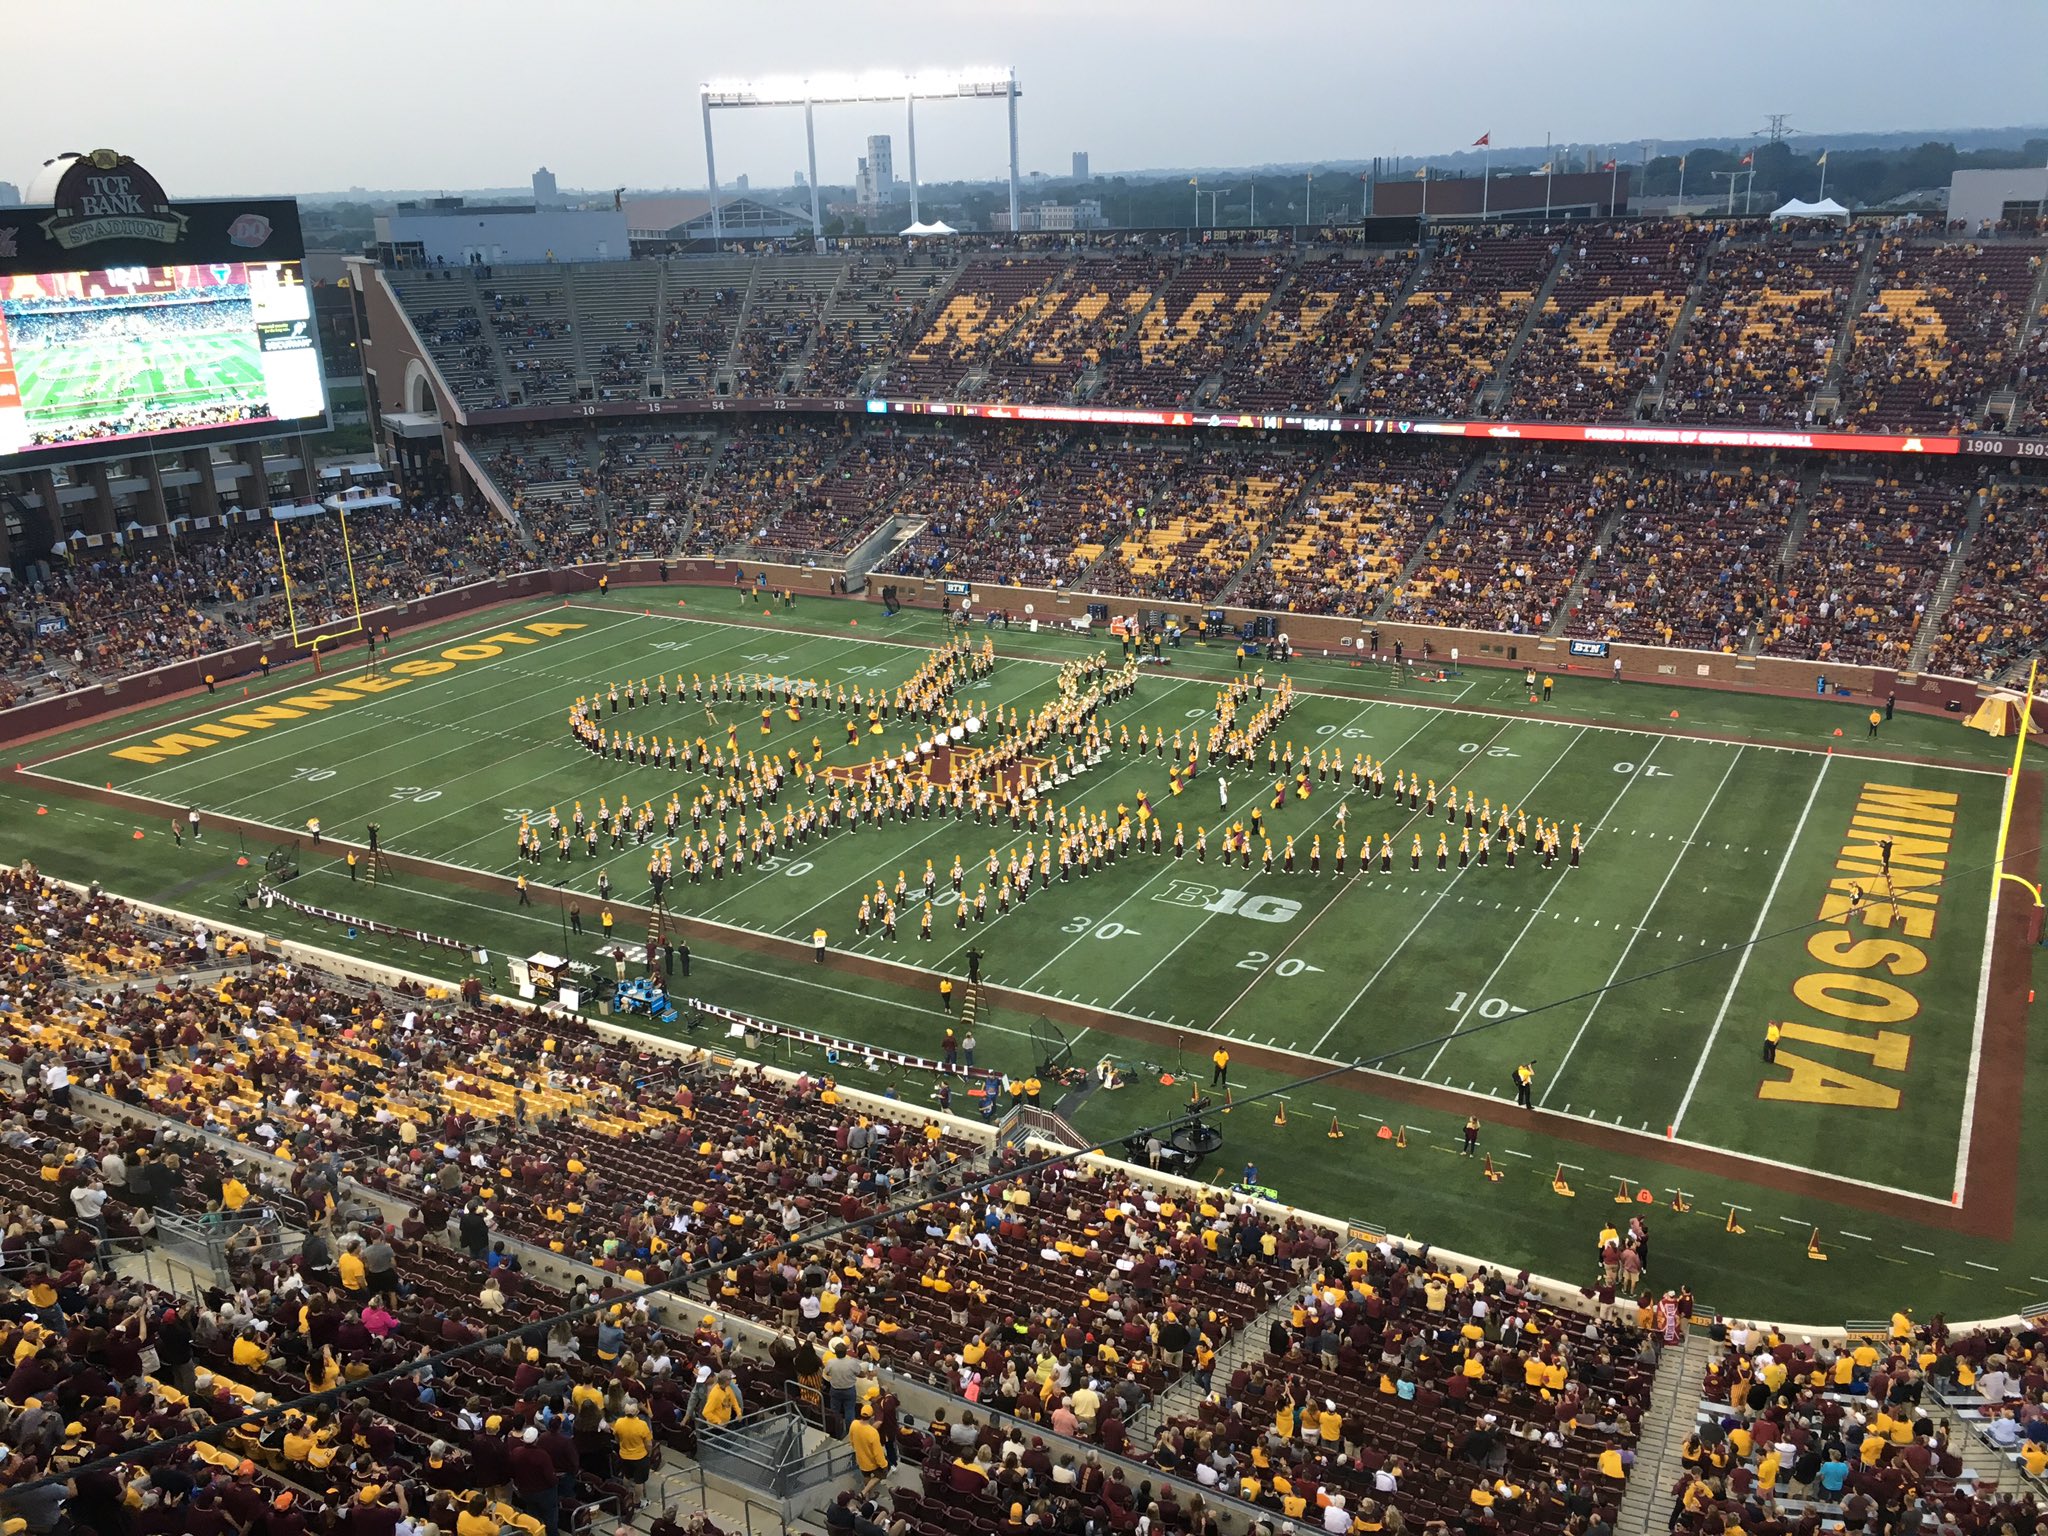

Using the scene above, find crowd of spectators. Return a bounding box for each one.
[1923,478,2048,683]
[1084,443,1314,603]
[1383,453,1608,634]
[1662,236,1863,425]
[1359,232,1557,417]
[1212,252,1412,412]
[1570,464,1796,652]
[1761,471,1972,666]
[1503,224,1714,422]
[1834,239,2045,432]
[1094,257,1286,408]
[1687,1315,2045,1536]
[982,256,1177,405]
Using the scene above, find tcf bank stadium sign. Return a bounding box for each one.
[38,149,187,249]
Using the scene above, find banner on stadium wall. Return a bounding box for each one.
[1568,639,1609,658]
[255,881,481,959]
[33,616,67,638]
[481,392,2012,458]
[943,581,971,596]
[687,999,975,1079]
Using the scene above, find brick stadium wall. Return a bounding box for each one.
[0,559,2005,748]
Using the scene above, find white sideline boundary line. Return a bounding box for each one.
[1669,751,1831,1137]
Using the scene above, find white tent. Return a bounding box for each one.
[899,220,958,237]
[1771,197,1850,221]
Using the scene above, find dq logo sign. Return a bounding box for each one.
[1154,881,1300,924]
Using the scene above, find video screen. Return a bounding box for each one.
[0,260,327,459]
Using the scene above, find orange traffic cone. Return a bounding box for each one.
[236,856,249,867]
[1482,1152,1503,1183]
[1669,710,1679,719]
[1327,1114,1344,1140]
[1807,1227,1828,1261]
[1375,1124,1393,1141]
[1670,1189,1692,1213]
[1832,727,1844,737]
[1273,1101,1287,1127]
[132,828,144,840]
[1552,1165,1575,1197]
[1636,1188,1654,1204]
[1613,1178,1633,1204]
[34,806,46,816]
[1724,1206,1746,1235]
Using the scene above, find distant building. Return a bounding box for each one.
[622,193,808,249]
[1072,152,1089,182]
[1947,167,2048,231]
[373,198,628,266]
[0,181,19,208]
[531,166,558,206]
[735,173,749,192]
[992,198,1108,233]
[857,136,895,209]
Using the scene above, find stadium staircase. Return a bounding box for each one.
[777,257,854,395]
[1335,240,1434,406]
[1193,254,1302,407]
[1474,237,1571,416]
[1546,491,1636,638]
[712,260,765,394]
[1367,447,1496,620]
[1982,254,2048,428]
[1809,235,1882,423]
[1212,448,1346,606]
[1638,228,1732,419]
[1904,484,1991,674]
[1124,1286,1299,1443]
[1613,1331,1714,1535]
[1742,458,1828,655]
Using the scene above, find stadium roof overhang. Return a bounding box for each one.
[380,411,443,440]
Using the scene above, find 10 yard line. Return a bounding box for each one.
[1668,751,1831,1136]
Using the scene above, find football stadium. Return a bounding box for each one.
[4,40,2048,1536]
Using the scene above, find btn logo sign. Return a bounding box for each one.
[1154,880,1301,924]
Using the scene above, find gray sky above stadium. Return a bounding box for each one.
[15,0,2047,196]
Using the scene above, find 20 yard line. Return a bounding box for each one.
[1540,746,1744,1104]
[1668,751,1831,1136]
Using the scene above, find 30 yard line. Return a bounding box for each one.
[1668,751,1831,1137]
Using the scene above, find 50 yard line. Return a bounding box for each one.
[1668,751,1831,1137]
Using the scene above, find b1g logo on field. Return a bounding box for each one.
[1154,880,1301,924]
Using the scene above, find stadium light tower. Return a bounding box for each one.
[700,68,1022,245]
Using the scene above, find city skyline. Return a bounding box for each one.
[11,0,2047,196]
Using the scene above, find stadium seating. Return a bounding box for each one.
[1232,440,1462,617]
[1762,471,1973,666]
[1835,240,2045,432]
[1504,223,1715,421]
[1570,464,1796,651]
[1924,478,2048,682]
[805,251,962,396]
[1094,256,1287,408]
[385,271,507,410]
[1663,234,1862,424]
[981,254,1176,405]
[658,258,757,397]
[484,271,580,405]
[1384,451,1606,633]
[728,256,840,396]
[1083,442,1313,602]
[1359,232,1556,417]
[886,258,1069,400]
[1212,251,1411,412]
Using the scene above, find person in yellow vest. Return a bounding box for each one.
[1211,1047,1230,1087]
[814,927,828,963]
[1868,708,1882,738]
[1542,675,1554,702]
[940,978,954,1011]
[516,872,531,908]
[1513,1062,1534,1108]
[346,850,359,882]
[1763,1022,1780,1064]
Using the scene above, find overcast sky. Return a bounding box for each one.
[13,0,2047,196]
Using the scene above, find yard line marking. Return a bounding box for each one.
[1418,731,1654,1077]
[2032,1277,2048,1287]
[1312,724,1589,1054]
[1778,1215,1810,1226]
[1839,1231,1872,1241]
[1964,1260,1999,1272]
[1669,750,1831,1137]
[1541,746,1743,1105]
[1899,1245,1936,1256]
[1108,697,1391,1013]
[1501,1148,1532,1158]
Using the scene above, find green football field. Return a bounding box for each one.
[12,328,265,427]
[9,590,2043,1323]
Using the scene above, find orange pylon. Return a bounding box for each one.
[1327,1114,1344,1140]
[1482,1152,1503,1182]
[1724,1206,1746,1235]
[1635,1188,1654,1204]
[1552,1165,1575,1198]
[1273,1101,1287,1127]
[1376,1125,1393,1140]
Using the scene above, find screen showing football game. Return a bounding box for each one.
[0,260,325,459]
